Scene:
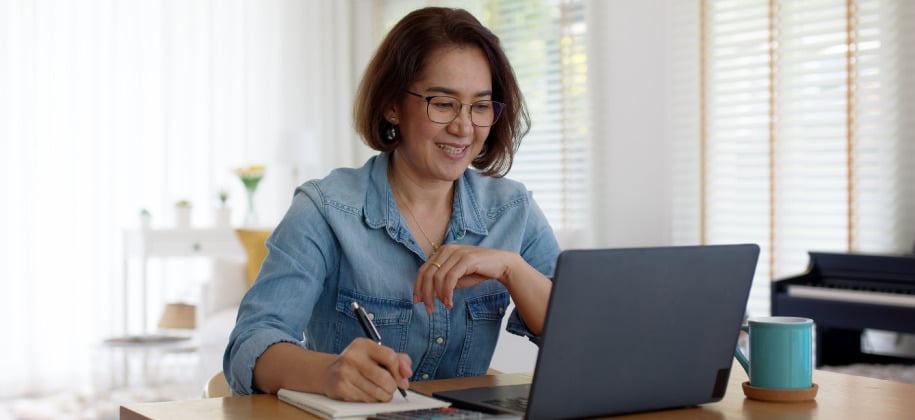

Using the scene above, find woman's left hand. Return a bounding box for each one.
[412,244,520,314]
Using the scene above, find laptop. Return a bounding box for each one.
[433,244,759,420]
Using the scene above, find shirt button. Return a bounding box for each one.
[422,373,430,380]
[498,307,504,315]
[388,226,395,233]
[435,337,444,344]
[367,313,375,321]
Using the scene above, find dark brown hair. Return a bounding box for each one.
[353,7,529,177]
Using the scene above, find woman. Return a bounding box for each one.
[224,7,560,402]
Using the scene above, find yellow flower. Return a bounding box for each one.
[234,165,265,178]
[234,165,265,192]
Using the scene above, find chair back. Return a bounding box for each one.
[204,370,233,398]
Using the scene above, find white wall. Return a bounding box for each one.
[587,0,672,249]
[489,0,673,374]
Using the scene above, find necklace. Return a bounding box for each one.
[389,168,444,255]
[399,197,441,254]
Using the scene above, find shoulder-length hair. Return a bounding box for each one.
[353,7,529,177]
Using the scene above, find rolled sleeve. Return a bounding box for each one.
[506,307,542,346]
[224,328,303,395]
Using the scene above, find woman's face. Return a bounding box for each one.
[390,45,493,183]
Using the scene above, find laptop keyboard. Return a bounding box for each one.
[369,407,520,419]
[483,396,529,412]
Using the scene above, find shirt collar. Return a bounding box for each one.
[363,152,489,239]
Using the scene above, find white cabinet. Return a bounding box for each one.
[121,228,244,336]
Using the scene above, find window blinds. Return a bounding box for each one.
[671,0,915,317]
[377,0,589,236]
[492,0,590,235]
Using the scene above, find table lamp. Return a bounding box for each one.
[157,302,196,331]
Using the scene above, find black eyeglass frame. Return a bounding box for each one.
[404,91,504,127]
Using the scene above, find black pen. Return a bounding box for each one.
[351,301,409,399]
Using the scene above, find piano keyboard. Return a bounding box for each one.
[787,285,915,309]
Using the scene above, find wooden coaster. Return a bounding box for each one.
[742,382,818,402]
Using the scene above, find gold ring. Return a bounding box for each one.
[431,261,442,269]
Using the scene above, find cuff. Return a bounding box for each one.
[506,307,542,347]
[224,329,303,395]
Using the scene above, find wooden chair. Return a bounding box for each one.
[203,370,233,398]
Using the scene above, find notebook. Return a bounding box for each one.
[278,389,450,419]
[434,244,760,420]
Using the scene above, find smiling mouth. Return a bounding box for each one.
[436,143,467,154]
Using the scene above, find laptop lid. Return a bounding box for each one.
[435,244,759,420]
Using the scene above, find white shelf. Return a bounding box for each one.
[121,227,244,336]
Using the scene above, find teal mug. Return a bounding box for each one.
[735,316,813,390]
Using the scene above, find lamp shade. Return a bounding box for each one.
[158,303,196,330]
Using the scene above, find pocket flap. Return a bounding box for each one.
[466,291,509,321]
[336,288,412,327]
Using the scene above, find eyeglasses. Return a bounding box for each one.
[405,91,504,127]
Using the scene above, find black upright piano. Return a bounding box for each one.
[771,251,915,367]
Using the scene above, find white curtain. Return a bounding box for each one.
[0,0,363,397]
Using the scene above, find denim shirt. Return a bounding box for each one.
[224,153,560,395]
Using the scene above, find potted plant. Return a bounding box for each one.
[139,208,152,229]
[175,199,192,229]
[216,190,231,227]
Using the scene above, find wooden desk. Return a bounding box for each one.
[121,366,915,419]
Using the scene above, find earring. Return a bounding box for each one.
[386,125,398,141]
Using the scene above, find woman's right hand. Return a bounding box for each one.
[322,337,412,402]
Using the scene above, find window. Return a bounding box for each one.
[376,1,590,238]
[670,0,915,317]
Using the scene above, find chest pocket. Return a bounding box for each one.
[457,290,510,376]
[334,288,413,353]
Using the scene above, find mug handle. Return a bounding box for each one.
[734,325,750,375]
